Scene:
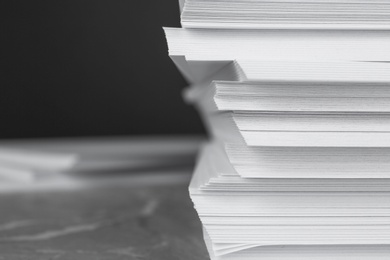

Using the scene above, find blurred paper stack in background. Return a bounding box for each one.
[165,0,390,259]
[0,137,201,191]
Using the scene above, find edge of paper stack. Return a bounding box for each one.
[165,1,390,259]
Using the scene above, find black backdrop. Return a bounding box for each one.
[1,1,205,139]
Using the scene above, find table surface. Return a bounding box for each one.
[0,171,208,260]
[0,137,209,260]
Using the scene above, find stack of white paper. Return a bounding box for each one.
[165,0,390,259]
[180,0,390,30]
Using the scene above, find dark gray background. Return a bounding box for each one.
[1,1,205,139]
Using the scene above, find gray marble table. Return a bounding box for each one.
[0,139,208,259]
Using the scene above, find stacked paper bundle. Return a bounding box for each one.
[165,1,390,259]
